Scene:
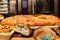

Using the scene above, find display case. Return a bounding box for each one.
[0,0,59,17]
[17,0,58,17]
[33,0,58,16]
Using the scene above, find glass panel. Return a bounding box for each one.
[35,0,54,15]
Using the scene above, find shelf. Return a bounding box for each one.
[0,8,8,10]
[0,2,8,4]
[0,5,8,7]
[40,11,53,13]
[0,10,8,12]
[0,12,8,14]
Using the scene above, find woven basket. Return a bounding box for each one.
[0,30,14,40]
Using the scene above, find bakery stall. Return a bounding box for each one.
[0,0,60,40]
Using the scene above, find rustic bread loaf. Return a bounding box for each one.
[33,28,56,40]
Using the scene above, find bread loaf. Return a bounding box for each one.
[0,14,60,37]
[33,28,56,40]
[14,24,32,36]
[1,15,60,26]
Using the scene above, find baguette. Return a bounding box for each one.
[1,17,16,25]
[37,14,60,25]
[0,14,60,37]
[1,15,60,26]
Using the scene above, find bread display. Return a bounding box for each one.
[0,14,60,40]
[0,14,60,35]
[33,28,56,40]
[1,15,60,26]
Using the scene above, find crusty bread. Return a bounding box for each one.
[14,24,32,36]
[1,14,60,26]
[37,14,60,25]
[0,25,14,33]
[0,14,60,37]
[1,14,60,31]
[33,28,56,40]
[1,17,16,25]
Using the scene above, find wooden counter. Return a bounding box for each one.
[11,37,60,40]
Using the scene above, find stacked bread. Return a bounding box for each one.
[0,14,60,40]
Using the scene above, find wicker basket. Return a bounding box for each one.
[0,30,14,40]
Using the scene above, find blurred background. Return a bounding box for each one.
[0,0,59,17]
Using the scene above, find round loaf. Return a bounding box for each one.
[33,28,56,40]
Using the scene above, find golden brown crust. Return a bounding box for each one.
[37,15,60,25]
[0,25,14,33]
[1,17,16,25]
[1,15,36,26]
[35,17,49,26]
[33,28,56,40]
[1,14,60,26]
